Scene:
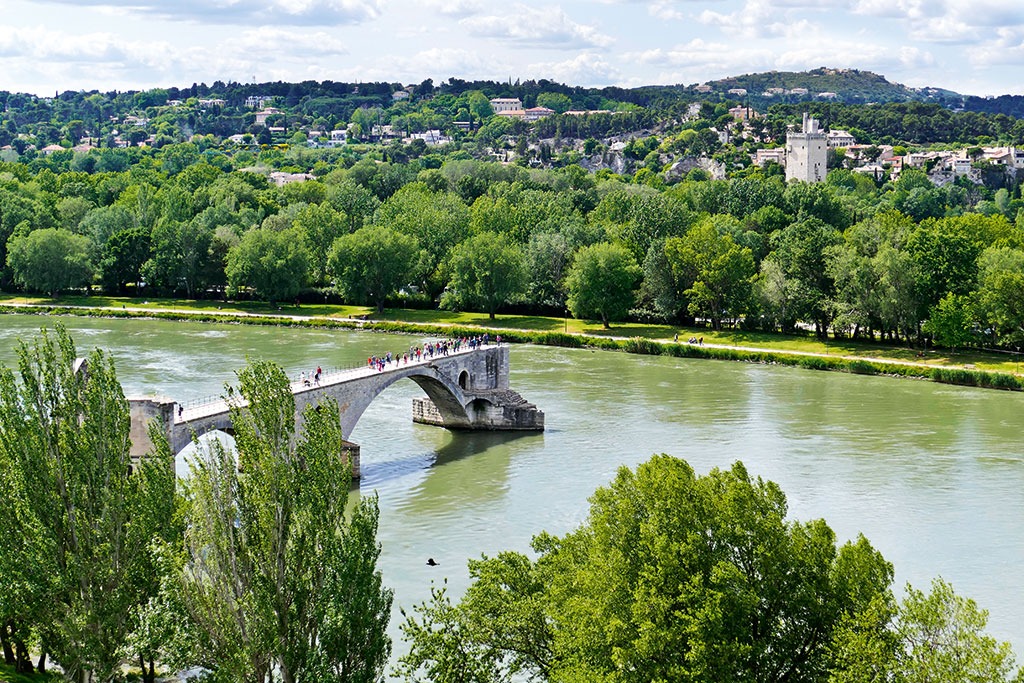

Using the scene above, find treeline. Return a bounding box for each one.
[2,142,1024,349]
[1,327,1019,682]
[768,101,1024,145]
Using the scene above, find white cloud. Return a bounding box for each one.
[32,0,383,26]
[237,27,349,56]
[698,0,818,40]
[527,52,624,87]
[420,0,483,16]
[460,4,614,49]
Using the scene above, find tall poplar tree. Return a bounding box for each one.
[0,325,176,682]
[169,359,392,683]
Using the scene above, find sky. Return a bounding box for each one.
[3,0,1024,97]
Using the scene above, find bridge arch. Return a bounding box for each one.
[328,363,473,438]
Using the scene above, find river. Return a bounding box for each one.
[2,314,1023,662]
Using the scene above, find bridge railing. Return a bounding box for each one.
[177,342,490,413]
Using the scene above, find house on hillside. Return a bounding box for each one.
[729,105,758,121]
[524,106,555,122]
[755,148,786,167]
[246,95,273,109]
[826,129,856,148]
[254,108,282,125]
[489,97,522,113]
[496,108,526,121]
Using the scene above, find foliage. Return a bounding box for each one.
[328,224,421,312]
[0,326,175,682]
[6,228,92,295]
[441,231,526,319]
[566,242,640,328]
[399,454,895,682]
[226,226,309,303]
[167,359,392,683]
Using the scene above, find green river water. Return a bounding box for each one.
[2,314,1023,660]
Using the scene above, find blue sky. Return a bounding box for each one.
[4,0,1024,97]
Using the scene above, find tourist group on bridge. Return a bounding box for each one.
[366,334,500,372]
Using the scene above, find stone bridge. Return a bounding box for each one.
[127,343,544,478]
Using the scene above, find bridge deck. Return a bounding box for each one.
[175,344,482,425]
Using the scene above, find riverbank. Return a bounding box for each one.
[1,297,1020,392]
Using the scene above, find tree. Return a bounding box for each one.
[923,293,977,350]
[6,227,93,295]
[895,578,1018,683]
[974,246,1024,346]
[168,359,392,683]
[770,216,843,337]
[525,231,571,308]
[399,455,894,683]
[566,242,640,328]
[294,202,348,286]
[665,221,756,330]
[0,326,175,682]
[328,225,421,312]
[442,231,526,320]
[100,226,151,293]
[536,92,572,114]
[225,226,309,303]
[373,183,469,296]
[142,217,214,297]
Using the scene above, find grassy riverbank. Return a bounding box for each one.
[2,294,1021,390]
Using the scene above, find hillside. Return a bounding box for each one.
[702,67,961,105]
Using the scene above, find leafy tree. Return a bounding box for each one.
[895,578,1017,683]
[0,326,175,682]
[400,455,894,683]
[6,227,93,295]
[770,216,842,337]
[923,293,978,350]
[225,226,309,303]
[142,217,214,297]
[524,231,571,309]
[907,219,982,312]
[974,246,1024,346]
[325,178,381,232]
[100,226,151,293]
[665,221,756,330]
[374,183,469,295]
[442,231,526,319]
[168,359,392,683]
[536,92,572,114]
[328,224,421,312]
[294,202,347,285]
[566,241,641,328]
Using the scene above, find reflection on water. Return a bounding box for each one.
[2,313,1023,662]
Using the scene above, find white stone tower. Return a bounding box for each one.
[785,112,827,183]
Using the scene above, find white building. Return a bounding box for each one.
[489,97,522,113]
[826,129,856,148]
[786,113,827,183]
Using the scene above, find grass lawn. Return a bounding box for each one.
[2,294,1020,375]
[0,662,59,683]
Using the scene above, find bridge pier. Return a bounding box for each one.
[412,390,544,430]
